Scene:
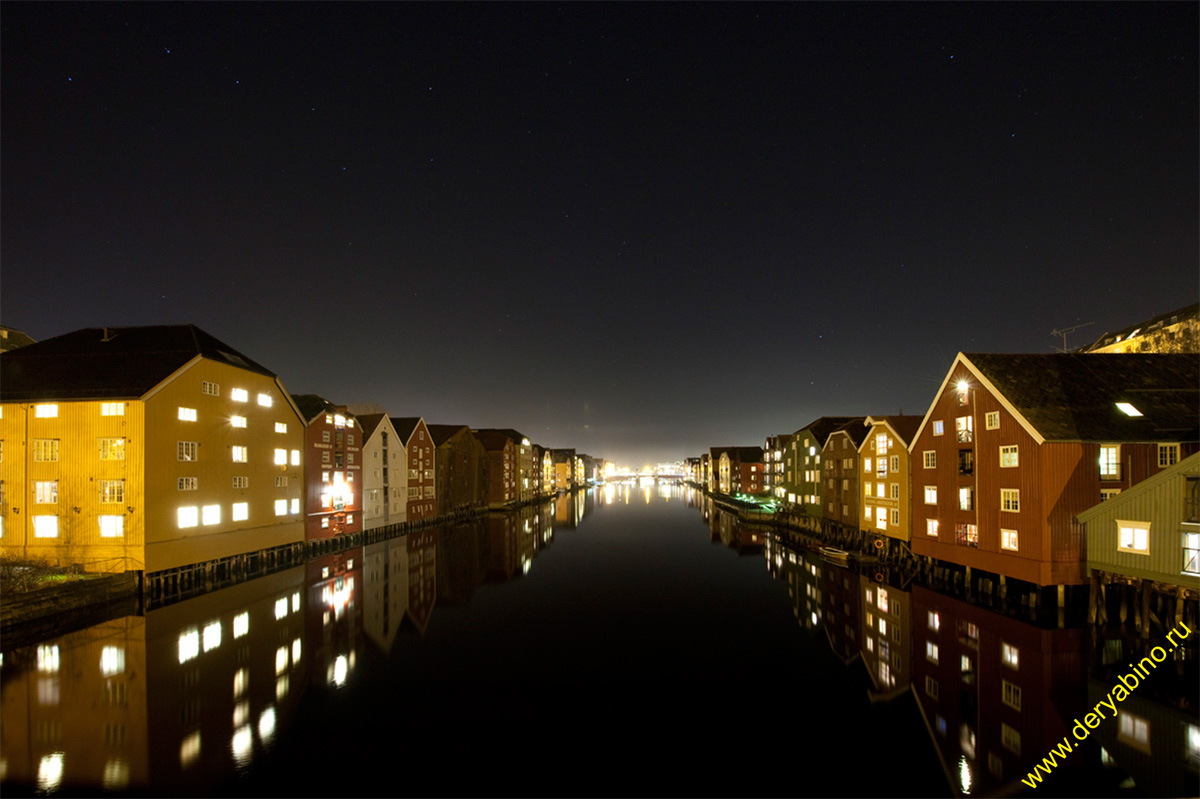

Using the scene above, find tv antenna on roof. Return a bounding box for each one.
[1050,322,1095,353]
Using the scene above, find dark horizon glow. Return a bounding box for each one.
[2,3,1196,466]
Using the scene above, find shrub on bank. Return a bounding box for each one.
[0,556,86,595]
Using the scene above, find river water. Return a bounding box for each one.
[1,484,1196,797]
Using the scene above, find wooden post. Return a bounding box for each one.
[1140,581,1153,638]
[1088,571,1101,624]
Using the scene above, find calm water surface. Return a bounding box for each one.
[2,485,1196,797]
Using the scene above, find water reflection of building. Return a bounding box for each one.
[405,528,438,634]
[820,558,863,664]
[305,548,363,690]
[1084,678,1200,797]
[362,538,409,654]
[0,565,307,795]
[859,574,913,701]
[911,585,1084,796]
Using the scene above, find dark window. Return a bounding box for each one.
[958,450,974,476]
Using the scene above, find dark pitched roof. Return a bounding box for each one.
[473,427,529,445]
[963,352,1199,443]
[1082,303,1199,352]
[427,424,471,446]
[290,393,351,424]
[732,446,764,463]
[0,324,275,402]
[355,413,387,439]
[828,417,870,448]
[793,417,864,448]
[865,415,924,446]
[390,417,424,445]
[474,429,516,451]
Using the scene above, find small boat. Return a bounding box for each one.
[819,546,851,565]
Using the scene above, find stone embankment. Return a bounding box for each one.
[1,572,142,650]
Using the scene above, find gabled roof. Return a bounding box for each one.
[355,413,387,440]
[0,326,37,352]
[0,324,276,401]
[426,424,471,446]
[732,446,764,463]
[473,429,517,451]
[826,417,870,449]
[793,417,864,449]
[290,393,353,424]
[390,417,425,446]
[863,415,924,447]
[917,352,1199,446]
[474,427,529,445]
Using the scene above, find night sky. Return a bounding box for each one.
[2,3,1196,467]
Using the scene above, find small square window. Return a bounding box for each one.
[985,411,999,429]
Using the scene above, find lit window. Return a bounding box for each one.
[98,479,124,503]
[274,499,288,516]
[1159,444,1180,468]
[178,477,198,491]
[99,515,124,538]
[985,411,999,429]
[1001,529,1019,551]
[33,439,60,462]
[1184,533,1200,576]
[1115,402,1142,417]
[1002,643,1019,670]
[35,481,58,504]
[1000,445,1018,468]
[98,437,125,460]
[232,446,248,463]
[863,457,872,473]
[933,420,944,436]
[925,486,937,504]
[877,587,889,612]
[35,404,58,418]
[232,502,249,521]
[178,407,197,421]
[101,402,125,416]
[231,388,249,402]
[956,416,973,443]
[956,523,979,547]
[257,393,272,407]
[290,498,299,514]
[202,505,220,525]
[274,448,288,465]
[275,422,287,433]
[958,486,974,511]
[1099,445,1120,479]
[33,515,59,538]
[1101,488,1121,502]
[1117,520,1150,554]
[231,415,247,428]
[290,449,300,466]
[1001,489,1019,512]
[178,507,199,528]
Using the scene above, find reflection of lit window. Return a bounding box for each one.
[1002,642,1019,669]
[276,646,288,675]
[178,629,200,663]
[928,611,940,631]
[233,612,249,638]
[37,645,60,673]
[37,753,65,792]
[275,597,288,619]
[1001,723,1021,755]
[102,759,130,790]
[100,646,125,676]
[202,621,221,652]
[1118,713,1151,753]
[926,641,939,663]
[1002,679,1021,710]
[180,731,201,769]
[234,668,248,698]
